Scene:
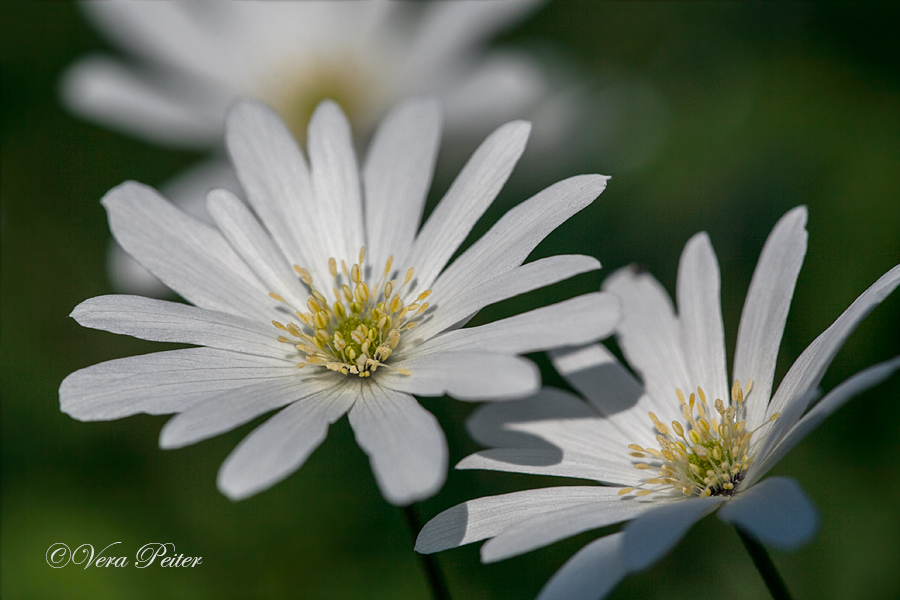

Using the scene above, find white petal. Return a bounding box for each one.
[79,0,231,79]
[751,264,900,476]
[412,254,601,343]
[482,493,651,563]
[466,388,641,462]
[432,175,609,299]
[718,477,818,551]
[348,385,448,505]
[408,0,542,75]
[60,56,219,148]
[107,241,169,297]
[363,98,442,272]
[59,348,295,421]
[225,101,325,283]
[622,496,725,571]
[676,232,728,403]
[415,486,624,553]
[733,206,808,429]
[160,373,337,449]
[102,182,271,320]
[307,100,365,262]
[159,158,241,220]
[442,51,546,128]
[602,266,693,423]
[752,356,900,482]
[458,449,644,486]
[379,351,539,401]
[405,121,531,294]
[71,295,289,357]
[206,188,309,308]
[549,344,646,418]
[408,293,619,358]
[537,533,627,600]
[217,383,356,500]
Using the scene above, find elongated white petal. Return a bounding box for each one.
[622,496,725,571]
[160,373,337,449]
[409,293,619,358]
[102,182,271,320]
[752,356,900,483]
[412,254,601,343]
[466,389,642,462]
[458,449,644,486]
[225,101,325,283]
[537,533,627,600]
[206,188,309,308]
[406,121,531,294]
[79,0,230,79]
[61,56,218,147]
[482,493,651,563]
[718,477,818,550]
[409,0,541,75]
[677,232,728,404]
[307,100,365,262]
[603,266,692,424]
[751,264,900,476]
[433,174,609,298]
[380,351,539,401]
[363,98,442,271]
[348,385,447,505]
[60,348,295,421]
[549,344,646,419]
[217,383,357,500]
[415,486,624,553]
[733,206,808,429]
[71,295,289,357]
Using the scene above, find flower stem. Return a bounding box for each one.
[736,528,794,600]
[402,504,452,600]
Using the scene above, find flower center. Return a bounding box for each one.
[619,380,780,498]
[270,247,431,377]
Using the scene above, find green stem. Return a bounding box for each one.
[402,504,452,600]
[736,528,794,600]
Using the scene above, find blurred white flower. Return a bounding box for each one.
[63,0,576,295]
[416,206,900,598]
[63,0,560,145]
[60,98,618,505]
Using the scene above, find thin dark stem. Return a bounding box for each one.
[736,528,794,600]
[402,504,452,600]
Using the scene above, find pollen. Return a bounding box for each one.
[620,379,779,498]
[269,247,430,377]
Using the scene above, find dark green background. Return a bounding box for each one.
[2,2,898,599]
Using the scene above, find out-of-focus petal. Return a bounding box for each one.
[536,533,627,600]
[217,383,357,500]
[348,385,447,505]
[718,477,818,551]
[622,496,725,571]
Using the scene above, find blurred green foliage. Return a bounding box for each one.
[2,2,898,599]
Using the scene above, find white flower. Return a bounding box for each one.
[63,0,556,147]
[62,0,572,295]
[416,206,900,598]
[59,97,617,506]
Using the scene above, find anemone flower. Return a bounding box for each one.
[61,0,576,294]
[60,97,617,506]
[416,206,899,599]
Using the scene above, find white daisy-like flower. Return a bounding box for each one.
[59,97,618,506]
[416,206,900,598]
[64,0,554,147]
[62,0,571,295]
